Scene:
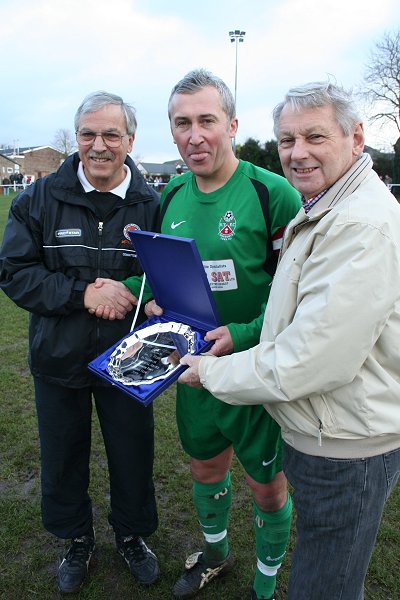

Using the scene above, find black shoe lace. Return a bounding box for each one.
[64,538,92,568]
[121,536,148,564]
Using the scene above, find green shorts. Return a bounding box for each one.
[176,384,283,484]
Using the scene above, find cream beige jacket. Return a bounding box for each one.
[199,154,400,458]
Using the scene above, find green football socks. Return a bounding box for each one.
[192,472,232,565]
[253,494,292,599]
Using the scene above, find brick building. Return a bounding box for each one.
[0,153,20,182]
[2,146,65,180]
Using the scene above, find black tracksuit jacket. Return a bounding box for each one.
[0,153,160,387]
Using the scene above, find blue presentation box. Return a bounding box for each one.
[88,230,221,406]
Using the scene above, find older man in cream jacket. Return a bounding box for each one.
[179,81,400,600]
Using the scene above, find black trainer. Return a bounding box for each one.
[173,551,234,598]
[57,529,95,594]
[116,534,160,585]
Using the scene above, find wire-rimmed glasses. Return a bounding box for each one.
[76,130,129,148]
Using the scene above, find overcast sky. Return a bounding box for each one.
[1,0,399,163]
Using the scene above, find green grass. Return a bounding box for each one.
[0,193,399,599]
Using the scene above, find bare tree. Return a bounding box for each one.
[362,29,400,182]
[52,128,76,159]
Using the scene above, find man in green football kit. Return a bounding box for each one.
[93,69,300,599]
[143,69,300,600]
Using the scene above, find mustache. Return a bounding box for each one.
[88,151,114,160]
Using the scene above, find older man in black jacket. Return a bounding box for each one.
[0,91,160,594]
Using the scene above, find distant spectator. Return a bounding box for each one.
[2,177,10,196]
[22,174,33,188]
[170,166,184,181]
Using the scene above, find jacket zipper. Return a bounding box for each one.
[318,419,323,446]
[97,221,104,277]
[95,221,104,354]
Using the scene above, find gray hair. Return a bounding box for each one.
[272,81,362,137]
[168,68,236,120]
[74,91,137,134]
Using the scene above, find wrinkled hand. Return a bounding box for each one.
[144,299,164,318]
[204,326,234,356]
[84,278,137,320]
[178,354,203,388]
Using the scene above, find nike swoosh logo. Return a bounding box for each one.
[171,220,186,229]
[262,453,278,467]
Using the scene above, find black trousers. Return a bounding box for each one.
[34,378,158,540]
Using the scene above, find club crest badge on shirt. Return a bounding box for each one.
[219,210,236,241]
[121,223,141,248]
[123,223,141,241]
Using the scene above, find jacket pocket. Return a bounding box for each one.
[308,392,339,435]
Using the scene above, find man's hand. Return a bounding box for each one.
[144,299,164,318]
[178,354,203,388]
[84,278,137,320]
[204,326,234,356]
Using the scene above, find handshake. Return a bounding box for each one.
[84,277,165,321]
[84,277,137,321]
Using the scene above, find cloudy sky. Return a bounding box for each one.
[1,0,398,163]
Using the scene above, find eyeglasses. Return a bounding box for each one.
[76,130,129,148]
